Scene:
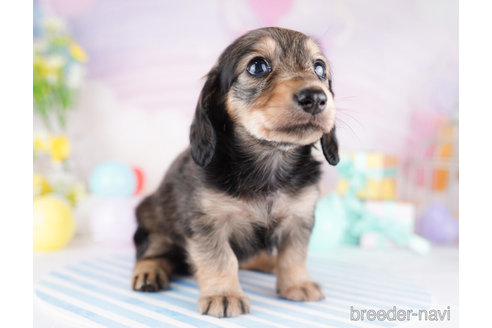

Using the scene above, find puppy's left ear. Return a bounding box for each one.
[320,127,340,166]
[190,71,219,168]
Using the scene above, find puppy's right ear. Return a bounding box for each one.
[190,72,218,168]
[320,126,340,166]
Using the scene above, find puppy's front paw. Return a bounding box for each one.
[278,281,325,302]
[132,260,169,292]
[199,294,250,318]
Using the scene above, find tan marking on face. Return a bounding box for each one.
[226,36,336,145]
[234,36,277,76]
[305,38,330,74]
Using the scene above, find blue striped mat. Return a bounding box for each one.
[35,254,432,327]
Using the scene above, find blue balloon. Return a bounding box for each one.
[309,194,349,254]
[89,161,136,197]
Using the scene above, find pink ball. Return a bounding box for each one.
[45,0,94,17]
[248,0,292,26]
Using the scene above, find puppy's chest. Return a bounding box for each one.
[200,187,319,234]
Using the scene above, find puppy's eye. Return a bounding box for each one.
[314,61,326,79]
[247,57,271,76]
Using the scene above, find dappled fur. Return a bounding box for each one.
[132,27,339,317]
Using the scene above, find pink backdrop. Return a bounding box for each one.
[35,0,458,193]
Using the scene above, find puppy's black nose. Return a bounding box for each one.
[294,88,327,115]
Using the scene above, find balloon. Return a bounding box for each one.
[34,195,74,251]
[45,0,94,17]
[309,194,348,253]
[248,0,292,26]
[89,161,136,197]
[132,166,145,195]
[417,204,458,243]
[89,197,139,247]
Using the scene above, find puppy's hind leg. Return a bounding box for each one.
[132,196,188,292]
[239,251,277,274]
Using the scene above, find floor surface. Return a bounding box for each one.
[34,236,458,327]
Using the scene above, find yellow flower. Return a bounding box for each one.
[43,17,66,33]
[34,173,52,197]
[49,136,70,162]
[33,136,50,152]
[41,55,65,76]
[70,42,88,63]
[67,182,86,207]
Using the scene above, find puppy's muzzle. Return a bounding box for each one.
[294,88,327,115]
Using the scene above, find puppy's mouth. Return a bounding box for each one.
[276,122,323,134]
[275,114,330,134]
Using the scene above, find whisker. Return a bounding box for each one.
[336,111,364,128]
[336,106,362,114]
[335,117,361,142]
[335,107,364,127]
[334,96,357,102]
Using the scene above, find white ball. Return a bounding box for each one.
[89,196,141,247]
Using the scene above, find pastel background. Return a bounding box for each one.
[33,2,459,326]
[34,0,458,194]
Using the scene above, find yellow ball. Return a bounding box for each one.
[33,195,74,251]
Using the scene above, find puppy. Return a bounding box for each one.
[132,27,339,318]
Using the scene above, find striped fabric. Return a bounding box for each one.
[35,255,432,327]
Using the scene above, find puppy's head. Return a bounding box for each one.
[190,27,339,167]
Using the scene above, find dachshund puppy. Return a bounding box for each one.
[132,27,339,318]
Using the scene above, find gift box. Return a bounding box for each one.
[412,122,457,191]
[359,232,430,254]
[337,152,398,200]
[364,200,415,230]
[359,200,415,250]
[358,200,430,254]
